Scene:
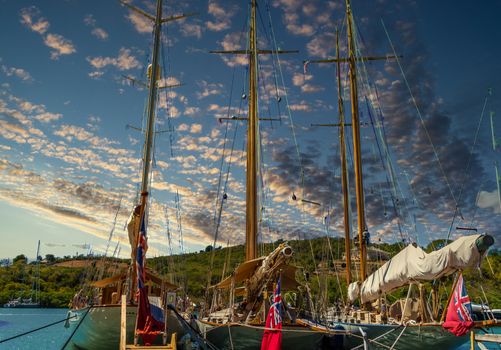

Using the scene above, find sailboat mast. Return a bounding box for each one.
[335,31,352,286]
[346,0,367,281]
[35,240,40,303]
[130,0,162,299]
[245,0,259,261]
[141,0,162,199]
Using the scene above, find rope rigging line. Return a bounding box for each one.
[351,14,410,245]
[259,1,283,124]
[266,19,284,121]
[213,18,248,223]
[264,3,322,305]
[205,52,247,313]
[104,196,123,257]
[363,96,407,245]
[265,0,307,198]
[164,205,180,286]
[175,189,184,254]
[61,307,92,349]
[445,90,491,241]
[164,205,173,256]
[401,170,437,247]
[160,27,176,158]
[94,196,124,282]
[324,223,346,306]
[381,19,459,209]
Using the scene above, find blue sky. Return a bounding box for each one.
[0,0,500,260]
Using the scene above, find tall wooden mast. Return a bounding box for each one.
[335,31,352,286]
[210,0,296,262]
[140,0,162,200]
[346,0,367,281]
[129,0,163,300]
[121,0,193,302]
[246,0,259,262]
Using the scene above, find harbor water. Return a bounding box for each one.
[0,308,499,349]
[0,308,76,350]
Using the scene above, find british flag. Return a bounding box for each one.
[261,277,283,350]
[442,273,474,336]
[453,274,472,322]
[136,212,148,290]
[135,208,164,345]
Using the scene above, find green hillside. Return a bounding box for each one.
[0,238,499,309]
[149,237,501,309]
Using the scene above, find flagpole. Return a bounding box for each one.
[440,271,461,323]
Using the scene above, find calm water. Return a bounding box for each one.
[0,308,76,350]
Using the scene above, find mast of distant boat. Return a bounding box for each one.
[33,240,41,304]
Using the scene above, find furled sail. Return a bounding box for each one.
[348,234,493,303]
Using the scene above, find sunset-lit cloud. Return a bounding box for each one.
[0,0,499,261]
[20,6,76,60]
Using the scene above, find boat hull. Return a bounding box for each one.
[315,320,468,349]
[66,305,187,350]
[197,320,326,350]
[66,305,136,350]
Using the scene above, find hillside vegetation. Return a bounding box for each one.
[1,237,499,308]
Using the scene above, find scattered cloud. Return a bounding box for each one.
[126,11,152,34]
[44,34,76,59]
[181,23,203,39]
[207,1,238,32]
[34,112,62,123]
[306,32,336,57]
[190,123,202,134]
[217,32,248,67]
[87,47,141,75]
[196,80,224,99]
[84,14,109,40]
[184,106,200,116]
[20,6,76,60]
[1,61,33,82]
[20,6,49,34]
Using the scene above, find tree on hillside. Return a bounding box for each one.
[45,254,56,263]
[13,254,27,264]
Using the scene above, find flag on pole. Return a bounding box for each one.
[136,208,164,345]
[442,273,474,336]
[261,277,283,350]
[303,60,310,74]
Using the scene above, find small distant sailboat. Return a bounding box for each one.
[3,240,41,309]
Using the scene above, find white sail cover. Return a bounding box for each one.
[348,234,485,303]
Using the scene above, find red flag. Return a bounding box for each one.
[442,273,474,336]
[135,210,164,345]
[261,277,282,350]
